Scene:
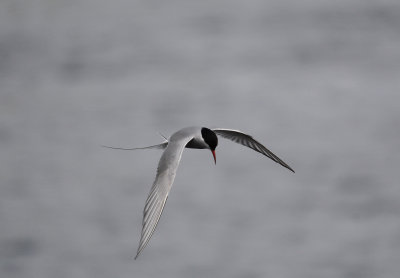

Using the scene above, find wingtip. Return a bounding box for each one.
[286,165,296,173]
[285,165,295,173]
[134,246,143,260]
[134,249,141,260]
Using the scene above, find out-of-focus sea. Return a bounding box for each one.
[1,0,399,277]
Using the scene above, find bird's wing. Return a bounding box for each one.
[102,142,168,151]
[212,128,294,173]
[135,136,193,259]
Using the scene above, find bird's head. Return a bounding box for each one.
[201,127,218,164]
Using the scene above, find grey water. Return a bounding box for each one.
[1,0,400,277]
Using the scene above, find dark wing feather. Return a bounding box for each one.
[213,128,294,173]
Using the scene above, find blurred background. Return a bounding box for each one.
[1,0,399,277]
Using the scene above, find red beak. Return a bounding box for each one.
[211,150,216,164]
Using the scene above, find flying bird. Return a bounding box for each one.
[104,126,294,259]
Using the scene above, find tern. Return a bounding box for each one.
[104,126,294,259]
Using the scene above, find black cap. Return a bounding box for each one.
[201,128,218,150]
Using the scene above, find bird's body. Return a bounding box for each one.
[172,126,210,149]
[104,126,294,259]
